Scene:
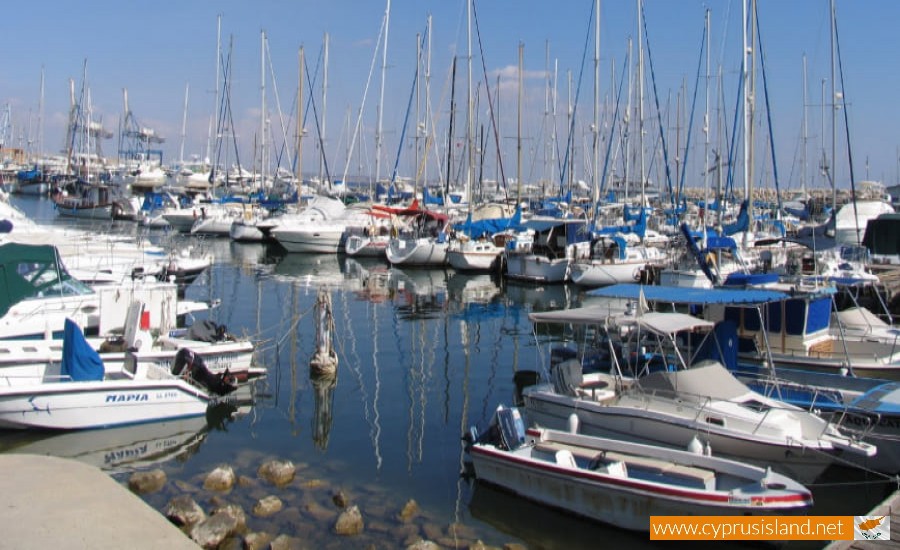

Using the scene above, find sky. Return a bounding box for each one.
[1,0,899,192]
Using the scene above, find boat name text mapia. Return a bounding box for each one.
[105,393,150,403]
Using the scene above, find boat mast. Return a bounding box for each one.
[211,14,221,175]
[624,37,632,202]
[260,30,267,188]
[742,0,755,247]
[703,9,711,247]
[414,30,421,192]
[592,0,601,214]
[829,0,837,215]
[179,83,189,168]
[296,46,305,187]
[801,54,808,198]
[38,66,44,165]
[637,0,646,208]
[424,14,432,194]
[375,0,390,188]
[321,32,329,187]
[517,41,524,205]
[466,0,474,208]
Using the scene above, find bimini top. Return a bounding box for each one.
[587,283,791,305]
[622,311,714,337]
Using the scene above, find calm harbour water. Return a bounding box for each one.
[0,194,893,549]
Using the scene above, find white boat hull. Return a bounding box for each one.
[470,426,812,533]
[504,254,569,283]
[447,241,502,272]
[271,227,345,253]
[344,235,388,258]
[569,260,644,286]
[386,238,448,266]
[55,204,114,220]
[523,388,837,483]
[0,379,210,430]
[229,221,266,242]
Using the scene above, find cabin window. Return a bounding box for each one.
[744,309,762,332]
[741,399,771,413]
[764,302,782,333]
[705,416,725,427]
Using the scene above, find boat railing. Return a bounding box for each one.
[0,373,74,386]
[830,408,878,441]
[630,384,819,440]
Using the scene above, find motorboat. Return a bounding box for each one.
[0,242,209,340]
[466,406,813,532]
[522,305,876,482]
[0,319,236,430]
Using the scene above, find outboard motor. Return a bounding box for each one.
[172,348,237,396]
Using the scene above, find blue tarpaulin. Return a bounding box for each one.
[61,318,105,382]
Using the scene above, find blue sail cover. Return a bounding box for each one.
[61,318,105,382]
[596,206,647,239]
[686,200,749,239]
[423,187,445,206]
[452,206,522,238]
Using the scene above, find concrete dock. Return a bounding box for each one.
[0,454,197,549]
[826,489,900,550]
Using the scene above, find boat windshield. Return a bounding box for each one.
[1,243,95,317]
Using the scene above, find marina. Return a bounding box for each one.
[0,194,895,548]
[2,0,900,547]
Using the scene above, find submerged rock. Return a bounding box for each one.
[210,503,247,533]
[270,534,305,550]
[127,469,167,495]
[398,499,419,523]
[165,494,206,527]
[406,540,441,550]
[258,459,296,486]
[190,511,240,548]
[252,495,284,517]
[203,465,236,492]
[334,505,365,536]
[332,490,349,508]
[244,531,273,550]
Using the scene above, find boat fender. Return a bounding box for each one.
[704,441,712,456]
[687,436,704,455]
[567,413,580,434]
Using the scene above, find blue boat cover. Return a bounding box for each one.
[61,318,105,382]
[587,283,790,305]
[722,272,780,286]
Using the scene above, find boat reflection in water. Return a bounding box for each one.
[310,371,337,451]
[270,252,346,289]
[0,416,208,474]
[469,479,769,550]
[388,267,448,320]
[468,480,647,549]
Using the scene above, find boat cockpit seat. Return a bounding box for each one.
[555,449,577,468]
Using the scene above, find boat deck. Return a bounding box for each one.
[825,489,900,550]
[532,439,717,491]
